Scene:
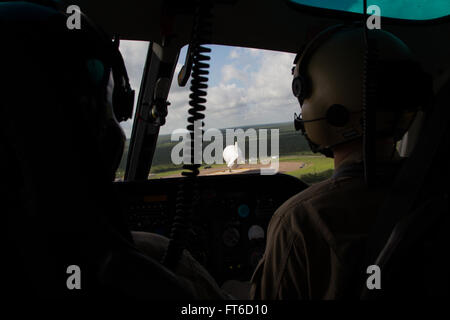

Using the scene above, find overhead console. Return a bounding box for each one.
[114,173,308,285]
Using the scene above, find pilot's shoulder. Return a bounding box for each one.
[272,176,354,222]
[286,177,339,206]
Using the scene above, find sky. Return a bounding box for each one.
[119,41,299,137]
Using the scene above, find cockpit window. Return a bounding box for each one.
[288,0,450,21]
[149,45,334,184]
[116,40,149,180]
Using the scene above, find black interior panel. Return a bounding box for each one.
[114,173,308,285]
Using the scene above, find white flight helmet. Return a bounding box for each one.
[292,25,431,157]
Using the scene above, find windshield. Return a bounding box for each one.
[116,40,149,180]
[148,45,334,184]
[288,0,450,20]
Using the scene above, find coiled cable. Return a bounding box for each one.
[162,0,212,270]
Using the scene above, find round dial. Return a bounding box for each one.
[248,225,265,241]
[222,227,240,247]
[238,204,250,218]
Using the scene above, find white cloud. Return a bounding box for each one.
[221,64,248,83]
[118,42,298,137]
[229,48,240,59]
[245,48,261,56]
[163,48,298,134]
[120,40,149,92]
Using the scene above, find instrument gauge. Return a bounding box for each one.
[248,225,265,241]
[222,227,240,247]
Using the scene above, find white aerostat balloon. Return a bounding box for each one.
[223,142,244,169]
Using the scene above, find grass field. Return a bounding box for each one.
[282,155,334,184]
[116,121,335,184]
[145,154,334,184]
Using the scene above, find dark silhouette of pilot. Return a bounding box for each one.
[250,26,430,299]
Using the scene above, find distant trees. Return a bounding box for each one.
[118,121,312,174]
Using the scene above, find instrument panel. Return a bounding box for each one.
[114,173,308,285]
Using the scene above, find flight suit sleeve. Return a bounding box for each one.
[250,203,311,299]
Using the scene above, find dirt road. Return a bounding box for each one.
[158,161,306,178]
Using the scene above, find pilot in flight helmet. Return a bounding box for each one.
[64,7,135,180]
[292,25,432,157]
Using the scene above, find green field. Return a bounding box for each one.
[282,155,334,184]
[144,154,334,183]
[117,121,335,184]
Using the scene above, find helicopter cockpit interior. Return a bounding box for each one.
[2,0,449,304]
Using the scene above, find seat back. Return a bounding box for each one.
[361,78,450,299]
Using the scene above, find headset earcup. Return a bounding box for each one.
[292,75,309,104]
[111,49,135,122]
[292,76,302,97]
[112,82,135,122]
